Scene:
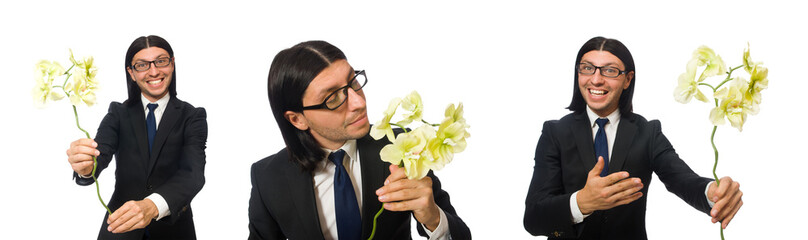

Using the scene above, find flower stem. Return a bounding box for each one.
[391,123,408,133]
[709,124,725,240]
[62,64,75,87]
[73,105,112,215]
[367,205,385,240]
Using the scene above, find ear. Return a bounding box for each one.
[284,111,309,131]
[623,71,634,90]
[127,67,136,82]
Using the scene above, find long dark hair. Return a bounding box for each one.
[124,35,177,106]
[567,36,636,115]
[267,40,347,172]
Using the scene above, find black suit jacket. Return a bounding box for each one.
[524,111,712,240]
[248,133,471,240]
[74,97,207,240]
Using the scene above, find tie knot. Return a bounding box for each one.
[595,118,609,128]
[329,149,346,167]
[147,103,158,111]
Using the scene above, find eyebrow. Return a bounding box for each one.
[134,54,170,62]
[315,68,356,99]
[581,60,621,67]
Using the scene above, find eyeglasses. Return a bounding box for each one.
[130,57,172,72]
[577,62,628,78]
[302,70,367,111]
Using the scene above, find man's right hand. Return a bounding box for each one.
[66,138,99,176]
[576,157,644,215]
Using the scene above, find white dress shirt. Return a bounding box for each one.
[313,140,449,239]
[569,107,715,224]
[140,94,171,221]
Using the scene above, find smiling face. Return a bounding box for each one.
[284,59,370,150]
[578,50,634,117]
[127,47,174,102]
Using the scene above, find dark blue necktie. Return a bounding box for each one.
[594,118,609,177]
[146,103,158,154]
[329,149,361,240]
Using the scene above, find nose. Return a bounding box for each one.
[590,69,605,85]
[147,62,160,76]
[345,88,366,111]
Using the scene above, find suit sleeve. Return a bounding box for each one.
[248,162,286,240]
[414,171,471,239]
[524,121,580,238]
[153,107,207,224]
[648,120,713,215]
[73,102,120,186]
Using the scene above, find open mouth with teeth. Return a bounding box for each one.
[589,89,607,96]
[147,78,164,86]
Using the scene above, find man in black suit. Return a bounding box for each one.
[523,37,743,239]
[66,35,206,239]
[249,40,470,240]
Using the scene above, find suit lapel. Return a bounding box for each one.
[571,112,597,172]
[147,97,181,176]
[282,158,325,239]
[357,134,388,237]
[127,102,150,173]
[610,113,637,174]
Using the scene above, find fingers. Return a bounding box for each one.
[711,176,734,201]
[377,175,432,202]
[67,139,100,175]
[711,180,742,227]
[588,157,606,178]
[69,138,98,151]
[720,199,743,229]
[385,164,407,185]
[107,202,131,231]
[601,172,631,186]
[381,192,431,211]
[107,201,152,234]
[604,178,643,202]
[613,192,644,206]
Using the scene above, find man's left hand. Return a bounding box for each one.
[107,199,158,234]
[707,176,743,229]
[376,165,441,231]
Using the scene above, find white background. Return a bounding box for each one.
[1,1,803,239]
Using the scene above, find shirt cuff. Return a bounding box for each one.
[422,207,450,240]
[78,173,92,178]
[146,193,171,221]
[705,181,716,208]
[570,191,590,224]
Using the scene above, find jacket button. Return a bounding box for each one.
[147,185,153,191]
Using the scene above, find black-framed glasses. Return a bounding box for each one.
[577,62,628,78]
[130,57,172,72]
[302,70,367,111]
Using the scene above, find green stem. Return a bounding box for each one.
[62,64,75,87]
[710,126,719,184]
[367,205,385,240]
[391,123,408,133]
[420,119,440,127]
[73,105,112,215]
[709,123,724,240]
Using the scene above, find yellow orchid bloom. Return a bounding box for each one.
[742,43,762,74]
[674,59,709,104]
[379,125,436,180]
[693,46,727,82]
[710,78,750,131]
[396,91,423,126]
[32,60,66,107]
[370,97,401,142]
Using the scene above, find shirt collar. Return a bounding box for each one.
[322,139,359,164]
[141,93,170,111]
[586,107,621,128]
